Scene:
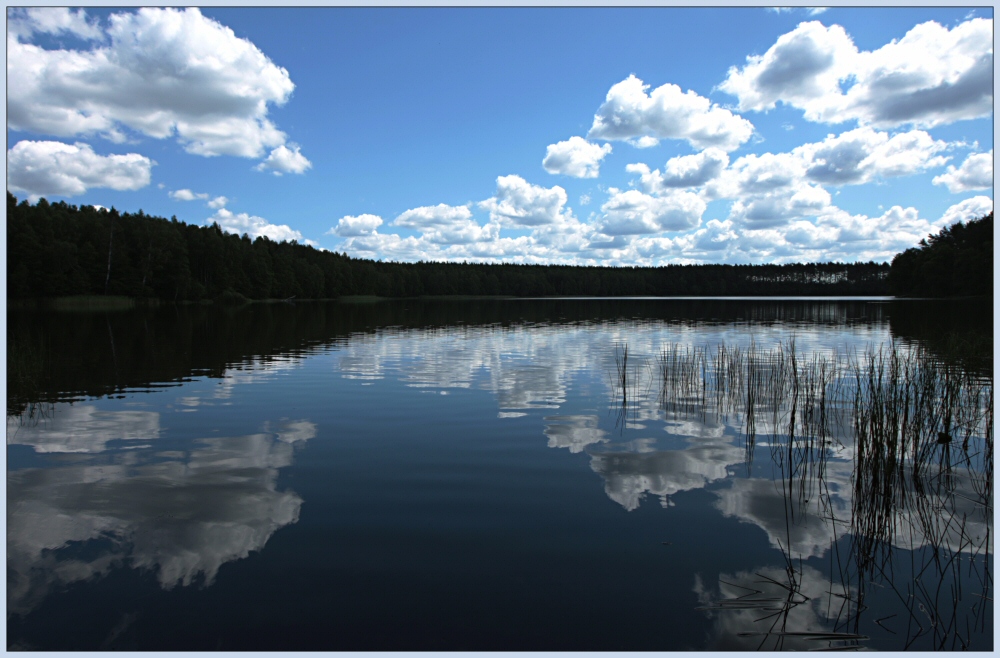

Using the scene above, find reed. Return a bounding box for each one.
[640,337,993,650]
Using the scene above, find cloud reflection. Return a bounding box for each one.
[694,563,859,651]
[7,416,316,615]
[544,415,608,453]
[6,405,160,453]
[588,436,744,511]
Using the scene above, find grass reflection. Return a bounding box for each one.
[613,338,993,650]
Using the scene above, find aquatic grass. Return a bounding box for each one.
[609,342,653,431]
[644,337,993,650]
[7,333,48,417]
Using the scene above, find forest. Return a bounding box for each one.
[8,191,954,301]
[886,212,993,298]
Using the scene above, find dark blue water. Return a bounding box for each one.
[6,298,993,650]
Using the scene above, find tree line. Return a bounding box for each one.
[887,212,993,298]
[12,297,961,415]
[8,192,893,300]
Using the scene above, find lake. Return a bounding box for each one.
[6,297,993,651]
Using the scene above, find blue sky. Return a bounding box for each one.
[6,6,994,265]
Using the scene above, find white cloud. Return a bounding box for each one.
[169,188,208,201]
[210,207,302,242]
[627,148,729,193]
[691,219,740,252]
[255,144,312,175]
[798,127,949,185]
[628,136,660,149]
[720,18,993,129]
[8,7,303,160]
[937,196,993,227]
[479,175,573,227]
[599,189,705,235]
[542,136,612,178]
[587,74,754,152]
[729,183,831,228]
[8,7,103,41]
[394,203,498,245]
[395,203,473,229]
[709,151,802,199]
[797,200,993,262]
[7,140,153,201]
[720,21,857,116]
[330,213,383,237]
[705,127,952,212]
[208,196,229,209]
[933,151,993,193]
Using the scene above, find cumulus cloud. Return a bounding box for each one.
[709,151,802,200]
[719,21,857,116]
[802,200,993,262]
[587,75,754,152]
[393,203,497,245]
[627,148,729,193]
[254,144,312,175]
[210,207,302,242]
[798,127,949,185]
[7,139,153,201]
[933,151,993,193]
[8,7,103,41]
[720,18,993,129]
[599,189,705,235]
[728,183,831,228]
[8,7,306,163]
[542,136,612,178]
[334,212,600,266]
[169,188,208,201]
[629,136,661,149]
[690,219,740,252]
[208,195,229,209]
[937,195,993,227]
[480,175,573,227]
[705,127,952,217]
[330,213,383,237]
[332,192,986,267]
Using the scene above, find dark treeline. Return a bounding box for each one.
[2,298,898,413]
[9,297,990,415]
[887,212,993,298]
[8,193,890,300]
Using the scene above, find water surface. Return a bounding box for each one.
[6,298,993,650]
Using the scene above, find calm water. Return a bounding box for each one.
[6,298,993,650]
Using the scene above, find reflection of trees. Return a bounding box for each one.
[7,298,893,415]
[887,298,993,377]
[7,416,315,616]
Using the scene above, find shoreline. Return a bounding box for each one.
[7,293,993,311]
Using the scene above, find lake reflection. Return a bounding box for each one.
[8,412,314,618]
[7,298,992,651]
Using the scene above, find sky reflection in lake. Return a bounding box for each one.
[6,299,992,650]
